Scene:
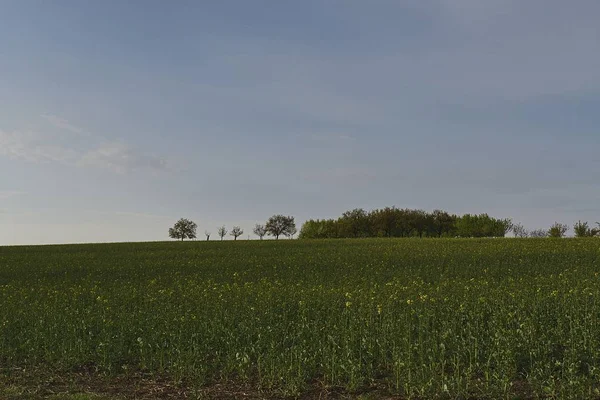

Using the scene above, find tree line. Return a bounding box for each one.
[514,221,600,238]
[300,208,600,239]
[299,208,513,239]
[168,208,600,241]
[168,215,296,241]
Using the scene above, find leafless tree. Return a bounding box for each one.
[230,226,244,240]
[512,223,528,238]
[285,226,297,239]
[253,224,267,240]
[217,226,227,241]
[529,229,548,238]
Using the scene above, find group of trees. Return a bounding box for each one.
[513,220,600,238]
[253,215,297,240]
[168,215,296,241]
[299,208,513,239]
[169,210,600,242]
[573,221,600,237]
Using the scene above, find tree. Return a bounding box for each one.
[574,220,590,237]
[548,222,568,238]
[285,226,297,239]
[496,218,514,237]
[573,221,599,237]
[408,209,430,238]
[298,219,339,239]
[338,208,371,238]
[253,224,267,240]
[266,215,296,239]
[230,226,243,240]
[430,209,457,237]
[529,229,548,238]
[370,207,398,237]
[512,223,528,238]
[168,218,197,241]
[217,226,227,241]
[204,230,211,241]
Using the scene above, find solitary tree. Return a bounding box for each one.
[230,226,244,240]
[168,218,197,241]
[548,222,569,238]
[253,224,267,240]
[512,223,528,238]
[217,226,227,241]
[266,215,296,239]
[204,230,211,241]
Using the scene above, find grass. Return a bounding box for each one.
[1,238,600,398]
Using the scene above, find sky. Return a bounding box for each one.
[1,0,600,244]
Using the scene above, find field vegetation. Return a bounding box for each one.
[1,238,600,398]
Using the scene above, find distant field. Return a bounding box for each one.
[1,239,600,399]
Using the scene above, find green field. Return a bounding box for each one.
[1,239,600,399]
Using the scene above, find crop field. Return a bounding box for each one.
[1,239,600,399]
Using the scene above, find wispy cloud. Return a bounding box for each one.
[0,129,169,174]
[0,191,24,200]
[78,141,169,174]
[41,114,90,136]
[0,130,79,163]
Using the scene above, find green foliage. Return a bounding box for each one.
[265,215,296,239]
[3,239,600,398]
[299,208,511,239]
[548,222,569,238]
[573,221,599,238]
[168,218,197,241]
[455,214,512,238]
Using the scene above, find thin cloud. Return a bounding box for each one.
[78,141,169,174]
[0,191,25,200]
[40,114,90,136]
[1,128,169,174]
[0,129,79,164]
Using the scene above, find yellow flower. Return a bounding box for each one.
[406,299,413,305]
[345,301,352,308]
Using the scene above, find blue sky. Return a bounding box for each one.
[1,0,600,244]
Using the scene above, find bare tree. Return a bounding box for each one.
[230,226,243,240]
[512,223,528,238]
[217,226,227,241]
[253,224,267,240]
[204,230,211,241]
[285,226,297,239]
[529,229,548,238]
[168,218,197,241]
